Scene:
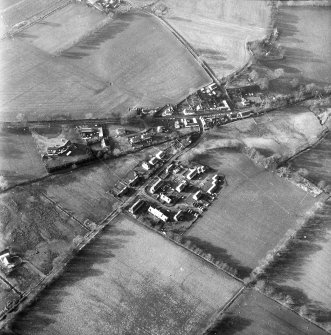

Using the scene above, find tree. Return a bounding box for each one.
[274,68,285,78]
[249,70,259,81]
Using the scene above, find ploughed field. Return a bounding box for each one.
[0,5,210,122]
[0,128,47,189]
[131,0,271,78]
[209,288,328,335]
[182,142,320,277]
[11,214,242,335]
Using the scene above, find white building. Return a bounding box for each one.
[174,210,183,222]
[150,178,163,194]
[0,249,14,268]
[187,168,198,180]
[142,161,151,171]
[156,150,165,160]
[193,190,202,201]
[148,206,168,222]
[207,182,217,195]
[176,180,187,193]
[160,193,172,204]
[129,199,144,214]
[149,157,158,166]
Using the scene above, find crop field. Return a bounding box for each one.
[0,187,87,275]
[0,8,210,121]
[131,0,271,78]
[209,107,325,162]
[182,143,320,277]
[19,3,112,55]
[263,198,331,331]
[0,128,47,189]
[209,289,328,335]
[11,214,242,335]
[269,6,331,84]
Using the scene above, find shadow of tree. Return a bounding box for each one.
[206,314,252,335]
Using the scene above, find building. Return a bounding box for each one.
[116,128,126,136]
[141,133,152,141]
[142,161,151,171]
[129,136,142,145]
[157,126,165,133]
[156,150,165,160]
[238,110,253,119]
[148,206,168,222]
[174,121,181,129]
[183,109,195,115]
[0,249,14,269]
[150,178,163,194]
[128,174,140,187]
[166,163,175,174]
[193,190,202,201]
[129,199,144,214]
[174,210,183,222]
[176,180,187,193]
[47,140,71,156]
[187,168,198,180]
[183,118,198,128]
[207,182,217,195]
[160,193,172,204]
[212,174,219,182]
[161,105,174,117]
[197,165,206,174]
[116,185,129,197]
[149,156,158,166]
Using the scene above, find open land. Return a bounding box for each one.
[0,128,47,189]
[181,141,321,277]
[0,6,210,122]
[130,0,271,78]
[208,106,326,162]
[209,288,328,335]
[11,214,243,335]
[262,198,331,332]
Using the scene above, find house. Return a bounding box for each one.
[183,109,195,115]
[161,105,173,117]
[207,182,217,195]
[160,193,172,204]
[129,199,144,214]
[116,184,129,197]
[142,161,151,171]
[187,168,198,180]
[156,150,165,160]
[150,178,163,194]
[238,110,254,119]
[174,210,183,222]
[157,126,165,133]
[116,128,126,136]
[176,180,187,193]
[148,206,168,222]
[183,118,198,128]
[212,174,219,182]
[174,121,181,129]
[141,133,152,141]
[47,140,71,156]
[166,163,175,174]
[197,165,206,174]
[128,174,140,187]
[149,156,158,166]
[0,249,14,269]
[193,190,202,201]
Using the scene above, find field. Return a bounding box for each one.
[0,5,211,122]
[131,0,271,78]
[181,142,320,277]
[10,214,242,335]
[0,128,47,189]
[209,106,326,162]
[267,6,331,85]
[262,198,331,331]
[0,186,87,275]
[208,288,328,335]
[0,281,19,315]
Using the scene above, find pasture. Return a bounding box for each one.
[0,187,87,275]
[209,289,328,335]
[0,7,210,122]
[10,214,242,335]
[263,198,331,332]
[183,144,320,277]
[0,128,47,189]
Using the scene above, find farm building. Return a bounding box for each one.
[174,210,183,222]
[156,150,165,160]
[193,190,202,201]
[149,157,158,166]
[176,180,188,193]
[187,168,198,180]
[142,161,151,171]
[47,140,71,156]
[0,249,15,269]
[129,199,145,215]
[148,206,168,222]
[160,193,172,204]
[150,178,163,194]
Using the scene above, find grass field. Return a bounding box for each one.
[0,7,210,122]
[0,281,19,315]
[182,143,320,277]
[262,198,331,331]
[131,0,271,78]
[0,128,47,189]
[208,288,328,335]
[10,214,242,335]
[209,107,326,162]
[0,186,87,275]
[268,6,331,84]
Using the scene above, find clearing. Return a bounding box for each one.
[208,288,328,335]
[0,128,47,190]
[181,141,321,277]
[10,214,242,335]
